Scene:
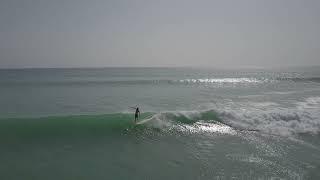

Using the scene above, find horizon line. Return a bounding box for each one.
[0,65,319,70]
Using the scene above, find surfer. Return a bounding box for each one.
[134,107,140,123]
[129,106,140,123]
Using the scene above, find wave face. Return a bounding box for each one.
[0,111,227,140]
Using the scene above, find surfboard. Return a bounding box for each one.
[136,115,154,125]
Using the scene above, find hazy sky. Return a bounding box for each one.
[0,0,319,68]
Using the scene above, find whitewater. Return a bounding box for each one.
[0,67,319,179]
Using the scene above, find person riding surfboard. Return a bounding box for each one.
[130,106,140,123]
[134,107,140,123]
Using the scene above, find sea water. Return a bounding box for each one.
[0,67,319,179]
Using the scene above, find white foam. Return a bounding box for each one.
[264,91,296,95]
[216,97,320,136]
[140,97,320,136]
[176,122,237,135]
[296,96,320,109]
[179,78,261,84]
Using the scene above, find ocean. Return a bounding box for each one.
[0,67,319,179]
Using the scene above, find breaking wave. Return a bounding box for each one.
[1,97,319,139]
[215,97,320,136]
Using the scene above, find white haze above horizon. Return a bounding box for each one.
[0,0,320,68]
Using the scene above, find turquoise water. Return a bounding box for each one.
[0,67,320,179]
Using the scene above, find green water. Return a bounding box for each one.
[0,67,320,179]
[0,112,319,179]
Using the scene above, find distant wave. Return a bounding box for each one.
[1,76,320,87]
[0,78,266,86]
[178,78,262,84]
[276,77,320,83]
